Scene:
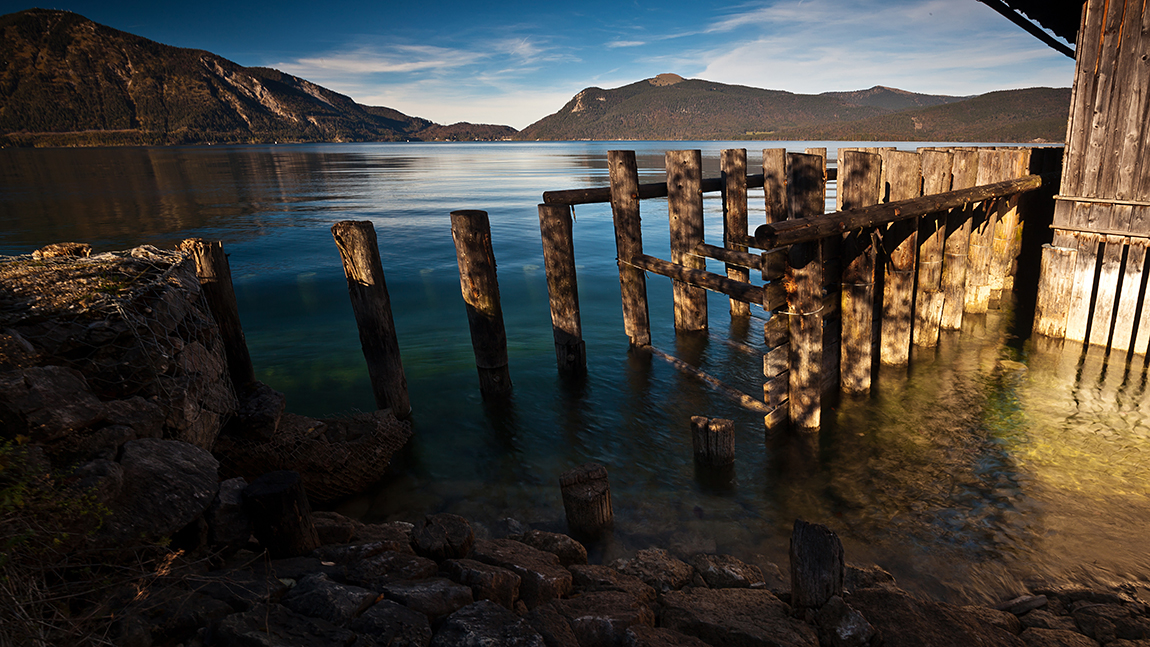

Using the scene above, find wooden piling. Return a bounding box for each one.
[940,150,979,330]
[966,150,1000,314]
[763,148,788,224]
[789,519,844,610]
[179,238,256,393]
[837,151,883,394]
[787,153,825,431]
[538,204,586,373]
[690,416,735,467]
[913,150,954,348]
[987,150,1030,305]
[1033,243,1078,338]
[667,150,708,333]
[243,470,321,559]
[878,150,923,366]
[330,221,412,417]
[450,209,512,398]
[559,463,613,538]
[608,150,651,346]
[722,149,751,317]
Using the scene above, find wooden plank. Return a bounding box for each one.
[764,341,790,377]
[1111,236,1145,353]
[723,148,751,317]
[879,150,921,366]
[763,148,788,224]
[838,150,883,394]
[1088,234,1127,348]
[966,150,1002,313]
[1080,0,1129,200]
[628,254,767,305]
[787,152,825,430]
[1033,243,1078,338]
[988,150,1030,298]
[940,150,979,330]
[1060,0,1108,200]
[693,242,763,270]
[668,150,708,332]
[609,150,651,346]
[913,150,953,347]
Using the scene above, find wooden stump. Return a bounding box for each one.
[690,416,735,467]
[559,463,613,538]
[330,221,411,417]
[179,238,256,392]
[789,519,844,610]
[243,470,320,559]
[538,204,586,373]
[450,210,512,397]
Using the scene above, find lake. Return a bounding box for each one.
[2,141,1148,605]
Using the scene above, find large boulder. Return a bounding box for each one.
[445,558,522,610]
[612,548,694,594]
[691,554,766,589]
[431,601,546,647]
[413,513,475,561]
[208,602,358,646]
[100,438,219,543]
[379,578,475,623]
[351,599,433,646]
[553,590,655,646]
[281,573,377,625]
[660,587,819,647]
[472,539,573,609]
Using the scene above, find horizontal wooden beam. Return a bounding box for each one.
[647,346,772,413]
[754,172,1054,249]
[627,253,785,309]
[691,242,763,270]
[543,168,838,206]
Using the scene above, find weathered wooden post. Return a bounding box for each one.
[243,470,321,559]
[1033,243,1078,338]
[940,150,980,330]
[559,463,613,538]
[988,149,1031,304]
[878,150,922,366]
[179,238,256,392]
[966,150,1001,314]
[667,149,707,333]
[450,210,512,398]
[787,153,825,431]
[538,203,586,373]
[837,151,883,395]
[913,150,954,348]
[762,149,790,432]
[608,150,651,346]
[789,519,844,611]
[722,149,751,318]
[690,416,735,467]
[330,221,412,417]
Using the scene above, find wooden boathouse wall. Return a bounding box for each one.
[1034,0,1150,354]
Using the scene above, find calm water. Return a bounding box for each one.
[3,141,1149,604]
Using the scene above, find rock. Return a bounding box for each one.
[569,564,656,604]
[0,328,37,370]
[1073,603,1138,642]
[612,548,693,593]
[313,541,394,565]
[33,242,91,259]
[430,600,546,647]
[187,569,291,611]
[255,556,344,581]
[345,551,439,589]
[72,424,136,461]
[312,510,358,545]
[281,572,378,625]
[235,381,286,441]
[102,438,219,543]
[660,587,819,647]
[208,602,357,646]
[355,520,416,550]
[997,595,1050,615]
[691,554,765,589]
[844,564,896,592]
[1022,609,1079,632]
[1019,627,1100,646]
[413,513,475,561]
[848,587,1025,647]
[515,529,588,567]
[0,365,104,443]
[554,590,655,647]
[815,595,877,647]
[121,586,234,645]
[69,458,124,509]
[350,599,433,646]
[524,602,581,647]
[102,396,164,437]
[380,578,474,622]
[962,604,1024,634]
[206,477,252,549]
[472,539,573,609]
[624,625,712,646]
[445,558,522,609]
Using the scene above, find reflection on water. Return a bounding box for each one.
[3,142,1149,605]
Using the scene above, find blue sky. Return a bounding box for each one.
[6,1,1076,129]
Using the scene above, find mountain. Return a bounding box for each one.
[516,74,1069,142]
[0,9,516,146]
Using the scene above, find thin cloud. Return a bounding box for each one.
[275,44,484,77]
[607,40,647,48]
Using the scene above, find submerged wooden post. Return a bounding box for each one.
[450,210,512,398]
[1033,243,1078,338]
[179,238,256,392]
[560,463,613,538]
[789,519,844,610]
[988,150,1030,305]
[966,150,1001,314]
[667,150,707,332]
[538,204,586,373]
[763,149,790,432]
[691,416,735,466]
[913,150,954,348]
[878,150,922,366]
[787,153,825,431]
[722,149,751,317]
[940,150,980,330]
[330,221,412,417]
[837,151,882,394]
[243,470,320,559]
[609,150,651,346]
